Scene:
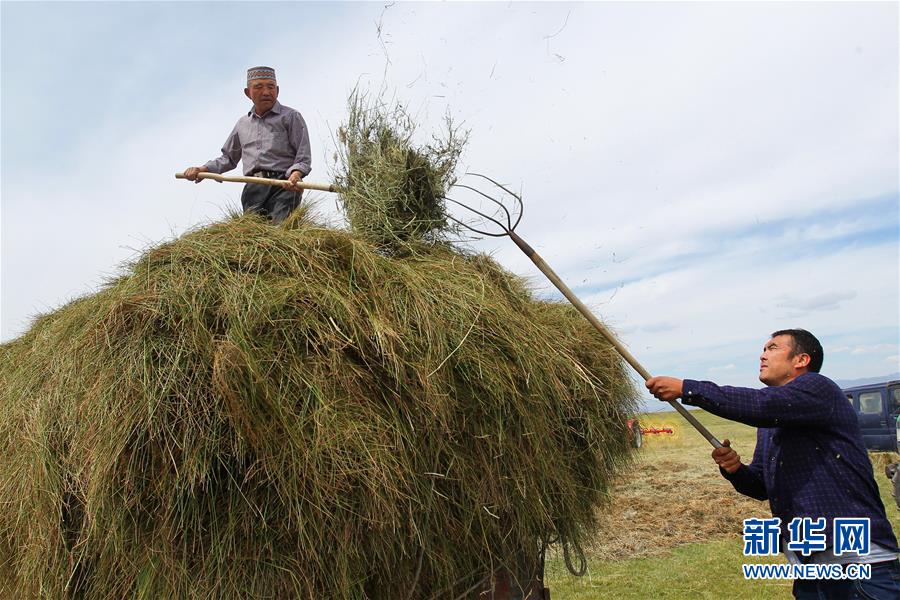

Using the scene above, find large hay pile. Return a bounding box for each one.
[0,210,637,598]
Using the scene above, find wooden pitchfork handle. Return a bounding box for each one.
[175,171,341,193]
[508,230,723,449]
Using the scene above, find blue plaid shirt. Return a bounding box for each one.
[682,372,898,553]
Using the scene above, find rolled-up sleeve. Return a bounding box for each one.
[204,123,241,174]
[286,111,311,177]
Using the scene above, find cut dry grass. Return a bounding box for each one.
[588,411,770,560]
[0,209,637,598]
[334,90,467,251]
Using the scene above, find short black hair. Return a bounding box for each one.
[770,328,824,373]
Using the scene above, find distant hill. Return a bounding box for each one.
[835,372,900,388]
[639,397,694,414]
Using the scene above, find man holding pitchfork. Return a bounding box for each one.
[647,329,899,599]
[183,66,311,223]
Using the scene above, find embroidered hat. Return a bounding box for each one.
[247,66,276,84]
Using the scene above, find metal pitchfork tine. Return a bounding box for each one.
[446,173,723,449]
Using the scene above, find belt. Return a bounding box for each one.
[251,169,286,180]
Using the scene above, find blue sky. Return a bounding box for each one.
[2,2,898,412]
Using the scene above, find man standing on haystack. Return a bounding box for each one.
[647,329,900,599]
[183,66,311,223]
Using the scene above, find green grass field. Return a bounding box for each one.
[543,410,900,598]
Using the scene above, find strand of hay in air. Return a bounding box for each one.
[0,208,637,598]
[333,89,467,250]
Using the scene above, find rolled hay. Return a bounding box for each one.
[334,91,467,250]
[0,209,637,598]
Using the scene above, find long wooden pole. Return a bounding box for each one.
[508,231,723,449]
[175,171,341,193]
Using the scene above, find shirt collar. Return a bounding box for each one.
[248,100,283,118]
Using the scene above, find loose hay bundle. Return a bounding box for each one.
[0,211,637,598]
[334,91,467,249]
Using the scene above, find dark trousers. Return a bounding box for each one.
[240,179,302,224]
[792,559,900,599]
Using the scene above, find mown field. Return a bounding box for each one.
[543,410,900,599]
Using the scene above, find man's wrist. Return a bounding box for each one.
[720,464,743,479]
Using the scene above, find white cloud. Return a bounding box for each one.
[829,344,899,356]
[775,292,858,314]
[850,344,900,355]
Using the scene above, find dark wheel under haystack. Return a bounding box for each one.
[0,208,637,598]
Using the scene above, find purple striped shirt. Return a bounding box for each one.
[682,372,898,553]
[204,101,311,178]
